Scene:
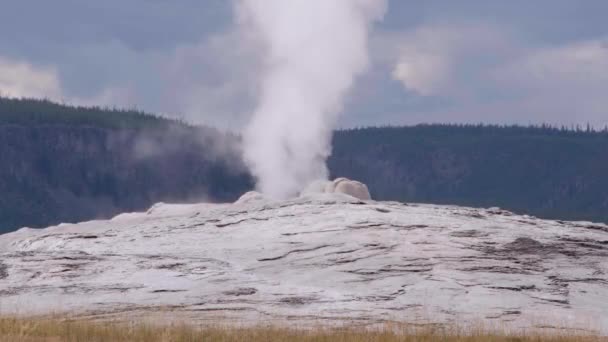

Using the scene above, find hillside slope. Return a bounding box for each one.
[330,126,608,222]
[0,98,252,233]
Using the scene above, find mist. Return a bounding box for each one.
[236,0,387,199]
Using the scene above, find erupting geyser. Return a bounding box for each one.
[236,0,387,199]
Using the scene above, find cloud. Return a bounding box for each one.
[1,30,258,131]
[392,50,448,96]
[382,23,608,127]
[1,1,607,128]
[492,38,608,126]
[0,57,63,99]
[388,25,518,96]
[0,1,248,130]
[499,39,608,89]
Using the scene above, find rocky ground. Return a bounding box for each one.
[0,193,606,333]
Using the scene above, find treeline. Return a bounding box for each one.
[347,122,608,136]
[330,124,608,223]
[0,97,181,129]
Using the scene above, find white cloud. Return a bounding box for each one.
[392,50,448,96]
[500,39,608,88]
[492,38,608,126]
[0,57,63,100]
[2,14,606,129]
[388,27,460,96]
[4,31,261,129]
[0,54,147,113]
[381,23,608,127]
[387,25,513,97]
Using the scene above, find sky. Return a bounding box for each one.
[0,0,607,129]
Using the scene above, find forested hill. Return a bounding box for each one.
[0,98,253,234]
[1,97,608,233]
[329,125,608,223]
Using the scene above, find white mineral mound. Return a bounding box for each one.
[0,188,607,333]
[301,177,371,200]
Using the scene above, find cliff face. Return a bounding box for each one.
[0,123,252,233]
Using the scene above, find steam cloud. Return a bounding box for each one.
[236,0,387,199]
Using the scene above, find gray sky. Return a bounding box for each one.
[1,0,607,129]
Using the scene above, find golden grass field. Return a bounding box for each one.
[0,317,606,342]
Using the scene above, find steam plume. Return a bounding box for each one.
[236,0,386,199]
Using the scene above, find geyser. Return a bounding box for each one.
[236,0,387,199]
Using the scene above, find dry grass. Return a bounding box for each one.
[0,317,605,342]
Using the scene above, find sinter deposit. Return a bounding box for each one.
[0,178,606,333]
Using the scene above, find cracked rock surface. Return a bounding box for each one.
[0,193,607,333]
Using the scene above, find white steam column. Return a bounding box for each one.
[237,0,387,199]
